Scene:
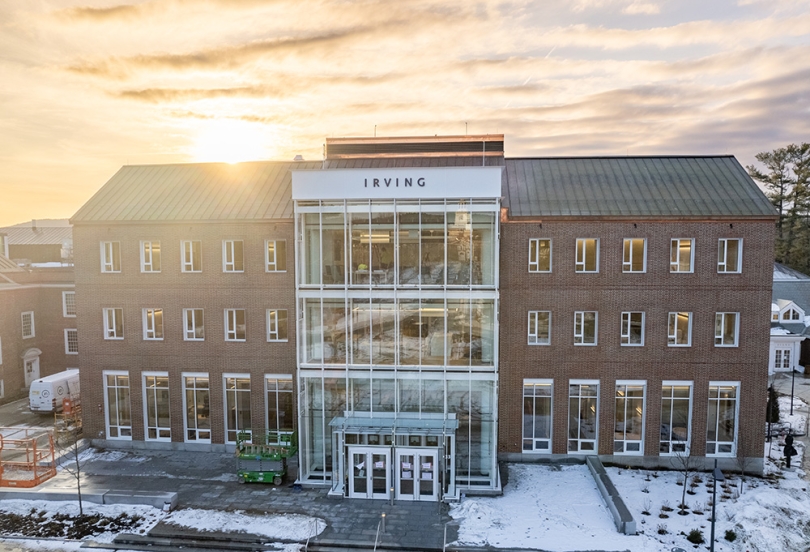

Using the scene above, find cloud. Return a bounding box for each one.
[117,85,285,103]
[59,4,145,21]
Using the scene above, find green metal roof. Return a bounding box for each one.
[502,156,776,218]
[72,155,775,223]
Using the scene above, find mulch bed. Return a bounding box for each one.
[0,509,143,539]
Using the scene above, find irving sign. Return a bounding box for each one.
[292,167,502,201]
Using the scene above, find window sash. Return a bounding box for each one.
[143,308,164,340]
[523,381,553,452]
[670,239,694,273]
[140,241,161,272]
[223,240,244,272]
[266,240,287,272]
[101,241,121,272]
[575,239,598,272]
[614,384,645,454]
[706,383,739,456]
[64,329,78,354]
[528,311,551,345]
[267,309,288,341]
[181,240,202,272]
[660,384,692,455]
[104,371,132,439]
[620,312,644,346]
[144,374,171,441]
[667,312,691,346]
[622,239,646,273]
[775,348,791,369]
[184,308,205,340]
[718,238,742,273]
[528,239,551,273]
[574,311,597,345]
[21,311,35,338]
[63,291,77,317]
[266,377,294,433]
[224,376,252,443]
[104,308,124,339]
[225,309,247,341]
[714,312,738,346]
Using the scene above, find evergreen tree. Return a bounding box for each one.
[747,143,810,273]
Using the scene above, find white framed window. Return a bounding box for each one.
[224,374,252,443]
[528,238,552,273]
[574,311,597,345]
[183,308,205,341]
[718,238,742,273]
[266,240,287,272]
[223,240,244,272]
[667,312,691,346]
[620,312,644,346]
[775,348,792,370]
[182,373,211,443]
[62,291,76,317]
[523,380,553,453]
[142,308,164,340]
[100,241,121,273]
[143,372,171,441]
[140,241,161,273]
[181,240,202,272]
[660,382,692,455]
[714,312,739,347]
[568,380,599,453]
[575,238,599,273]
[266,309,288,342]
[614,381,645,454]
[528,311,551,345]
[266,376,294,435]
[103,308,124,340]
[670,239,694,273]
[21,311,35,339]
[706,382,739,456]
[782,308,802,321]
[64,329,78,354]
[622,238,646,273]
[103,371,132,440]
[225,309,247,341]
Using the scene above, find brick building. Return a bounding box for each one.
[0,254,78,404]
[71,136,776,500]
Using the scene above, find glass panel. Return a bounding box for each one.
[372,378,395,412]
[352,378,371,412]
[421,212,445,285]
[305,300,323,363]
[304,213,320,285]
[370,208,394,285]
[419,453,435,496]
[448,299,471,366]
[323,299,346,364]
[351,299,371,365]
[473,300,495,365]
[422,299,446,365]
[422,379,444,413]
[371,299,395,365]
[354,453,368,494]
[372,454,387,494]
[399,300,421,365]
[400,454,414,496]
[399,379,420,412]
[398,211,420,285]
[350,211,370,285]
[472,212,496,285]
[447,207,472,285]
[322,212,346,285]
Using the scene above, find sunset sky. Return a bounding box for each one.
[1,0,809,227]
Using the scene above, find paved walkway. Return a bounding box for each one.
[30,448,456,550]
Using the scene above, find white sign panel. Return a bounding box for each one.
[292,166,502,200]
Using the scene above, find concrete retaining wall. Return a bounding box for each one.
[586,456,636,535]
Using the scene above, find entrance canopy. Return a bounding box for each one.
[329,414,458,436]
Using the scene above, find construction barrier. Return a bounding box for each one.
[0,428,56,488]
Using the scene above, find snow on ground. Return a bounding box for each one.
[163,508,325,541]
[451,463,810,552]
[777,395,808,435]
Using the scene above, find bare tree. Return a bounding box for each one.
[672,446,700,514]
[54,386,84,515]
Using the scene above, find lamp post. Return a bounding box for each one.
[791,368,796,416]
[710,459,725,552]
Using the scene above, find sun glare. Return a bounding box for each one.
[191,119,275,164]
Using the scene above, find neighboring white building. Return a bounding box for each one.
[770,263,810,374]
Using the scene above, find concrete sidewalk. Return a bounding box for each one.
[18,448,457,550]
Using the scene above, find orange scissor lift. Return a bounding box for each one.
[0,427,56,488]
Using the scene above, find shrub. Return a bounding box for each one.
[641,499,652,515]
[657,524,668,535]
[725,529,737,542]
[686,528,705,544]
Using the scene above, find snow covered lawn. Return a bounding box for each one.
[451,462,810,551]
[777,395,808,436]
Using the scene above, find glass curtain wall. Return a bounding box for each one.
[296,198,499,492]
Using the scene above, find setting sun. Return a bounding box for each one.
[191,119,276,164]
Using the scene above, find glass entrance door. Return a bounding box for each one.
[395,447,438,501]
[348,447,391,499]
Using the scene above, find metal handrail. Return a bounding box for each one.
[373,518,382,551]
[443,520,459,552]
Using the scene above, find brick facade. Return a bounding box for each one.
[498,218,774,469]
[73,222,296,449]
